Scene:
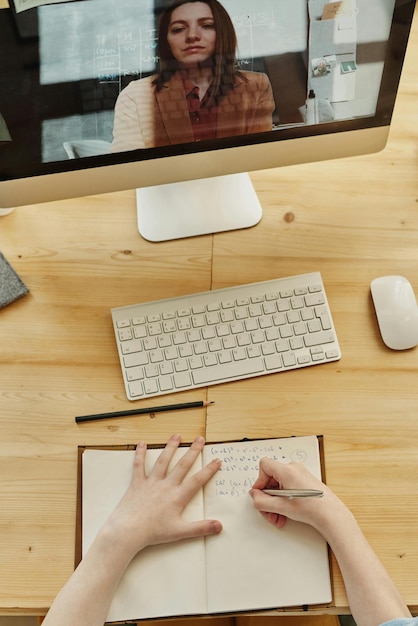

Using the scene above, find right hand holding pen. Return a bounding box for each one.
[249,458,342,532]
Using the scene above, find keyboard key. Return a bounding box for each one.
[134,325,147,339]
[261,342,275,356]
[204,353,218,367]
[173,332,186,345]
[219,350,233,364]
[121,339,143,355]
[179,344,193,358]
[174,372,192,388]
[309,284,322,293]
[145,364,159,378]
[163,320,176,333]
[132,316,146,325]
[206,312,220,325]
[245,320,258,334]
[160,362,174,375]
[247,345,261,358]
[264,354,283,370]
[126,366,144,381]
[276,339,289,353]
[304,331,335,348]
[307,319,321,333]
[158,335,172,348]
[326,349,340,359]
[283,353,297,367]
[190,356,203,369]
[117,319,131,328]
[174,359,188,372]
[316,306,332,330]
[305,293,325,307]
[290,336,304,350]
[143,337,157,350]
[164,346,178,360]
[233,347,247,361]
[128,381,144,397]
[208,338,222,352]
[202,326,216,339]
[118,328,133,341]
[192,358,265,384]
[144,379,159,395]
[159,376,174,391]
[150,350,163,363]
[124,352,149,368]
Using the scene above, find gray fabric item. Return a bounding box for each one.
[0,252,29,308]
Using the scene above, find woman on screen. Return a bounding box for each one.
[111,0,275,152]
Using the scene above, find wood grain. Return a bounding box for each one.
[0,3,417,620]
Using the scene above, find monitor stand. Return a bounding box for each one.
[136,172,262,242]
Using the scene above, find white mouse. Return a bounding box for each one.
[371,276,418,350]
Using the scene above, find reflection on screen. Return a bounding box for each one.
[0,0,396,169]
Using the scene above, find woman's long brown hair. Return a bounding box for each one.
[152,0,246,100]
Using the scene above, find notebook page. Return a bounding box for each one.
[82,447,207,622]
[202,436,332,613]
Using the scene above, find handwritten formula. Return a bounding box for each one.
[207,441,310,498]
[95,25,158,86]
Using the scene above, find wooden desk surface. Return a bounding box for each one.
[0,5,417,619]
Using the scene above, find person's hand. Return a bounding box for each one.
[250,458,345,533]
[100,434,222,561]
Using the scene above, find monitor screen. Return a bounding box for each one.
[0,0,415,239]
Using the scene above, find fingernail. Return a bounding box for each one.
[210,520,223,534]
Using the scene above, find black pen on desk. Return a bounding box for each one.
[262,489,324,499]
[75,400,214,424]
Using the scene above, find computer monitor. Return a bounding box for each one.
[0,0,415,241]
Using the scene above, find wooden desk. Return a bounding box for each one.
[0,5,417,620]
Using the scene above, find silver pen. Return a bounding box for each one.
[262,489,324,499]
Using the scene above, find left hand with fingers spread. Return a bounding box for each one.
[102,433,223,560]
[42,434,222,626]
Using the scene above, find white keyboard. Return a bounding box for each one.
[111,272,341,401]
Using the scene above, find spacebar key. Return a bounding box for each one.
[192,358,265,385]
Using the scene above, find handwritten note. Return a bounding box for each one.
[204,439,313,498]
[95,26,158,85]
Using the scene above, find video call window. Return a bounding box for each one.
[0,0,397,171]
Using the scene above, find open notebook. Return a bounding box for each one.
[78,435,332,623]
